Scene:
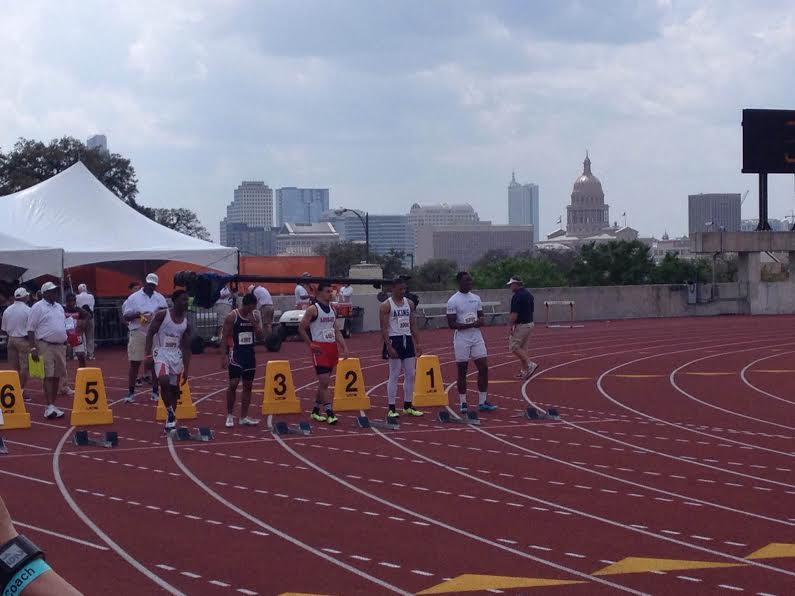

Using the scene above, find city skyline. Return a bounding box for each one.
[3,2,795,242]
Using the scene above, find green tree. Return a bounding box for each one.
[315,241,367,277]
[378,249,410,279]
[0,136,211,240]
[413,259,458,291]
[471,255,566,288]
[569,240,654,286]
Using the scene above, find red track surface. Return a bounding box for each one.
[2,316,795,595]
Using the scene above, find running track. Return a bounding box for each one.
[1,316,794,595]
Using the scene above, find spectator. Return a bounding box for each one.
[75,283,96,359]
[247,284,274,336]
[122,274,167,403]
[295,273,312,309]
[27,282,67,419]
[212,283,234,343]
[338,282,353,304]
[1,287,32,399]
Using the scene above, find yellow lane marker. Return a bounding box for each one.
[749,369,795,374]
[592,557,743,576]
[745,543,795,560]
[489,380,521,384]
[541,377,592,382]
[417,574,583,594]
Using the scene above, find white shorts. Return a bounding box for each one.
[153,347,184,384]
[73,336,86,354]
[453,332,487,363]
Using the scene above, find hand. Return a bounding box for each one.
[181,370,189,383]
[342,347,349,359]
[415,345,423,357]
[30,347,40,362]
[387,345,399,359]
[220,353,228,370]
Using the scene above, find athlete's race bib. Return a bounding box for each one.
[399,318,410,331]
[65,317,77,331]
[322,328,336,342]
[463,312,477,324]
[163,335,179,348]
[238,331,254,345]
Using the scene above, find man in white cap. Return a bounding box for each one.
[294,273,312,309]
[1,287,32,399]
[507,276,538,380]
[122,273,168,402]
[26,282,67,419]
[247,283,273,337]
[75,283,96,359]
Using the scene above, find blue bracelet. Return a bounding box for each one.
[3,558,51,596]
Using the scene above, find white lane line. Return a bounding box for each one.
[13,521,109,551]
[167,437,413,596]
[54,429,186,596]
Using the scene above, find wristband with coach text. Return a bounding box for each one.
[2,558,51,596]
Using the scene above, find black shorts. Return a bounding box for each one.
[315,366,334,375]
[228,348,256,381]
[382,336,416,360]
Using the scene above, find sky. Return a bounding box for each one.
[2,0,795,241]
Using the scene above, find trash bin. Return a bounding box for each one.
[351,306,365,334]
[687,281,698,305]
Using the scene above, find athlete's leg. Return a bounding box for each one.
[226,377,240,414]
[387,358,402,408]
[403,357,416,407]
[240,377,254,418]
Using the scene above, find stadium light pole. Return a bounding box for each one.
[335,208,369,263]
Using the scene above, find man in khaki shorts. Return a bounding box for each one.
[507,276,538,380]
[122,273,168,402]
[27,282,68,419]
[1,287,32,399]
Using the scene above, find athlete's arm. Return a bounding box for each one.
[0,495,83,595]
[144,310,166,358]
[219,311,235,368]
[180,320,192,382]
[335,327,349,359]
[410,302,421,356]
[379,301,398,357]
[298,306,320,353]
[475,309,485,328]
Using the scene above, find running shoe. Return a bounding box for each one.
[165,408,177,430]
[225,414,234,428]
[44,404,65,419]
[527,362,539,377]
[459,402,469,414]
[151,391,160,402]
[402,405,424,417]
[514,370,528,379]
[478,401,498,412]
[62,387,75,397]
[240,417,260,426]
[387,409,400,420]
[124,392,136,403]
[325,411,339,425]
[310,411,328,422]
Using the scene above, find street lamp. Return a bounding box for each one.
[407,252,415,269]
[335,208,369,263]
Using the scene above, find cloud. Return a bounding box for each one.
[1,0,794,240]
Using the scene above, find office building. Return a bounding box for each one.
[320,210,415,265]
[276,222,339,256]
[688,193,741,234]
[508,172,540,242]
[276,187,329,226]
[220,181,274,245]
[415,224,534,269]
[408,203,480,227]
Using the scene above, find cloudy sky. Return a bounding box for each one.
[2,0,794,240]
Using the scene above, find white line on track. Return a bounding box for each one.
[739,350,795,406]
[12,521,110,551]
[166,436,414,595]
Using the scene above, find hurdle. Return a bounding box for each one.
[543,301,583,328]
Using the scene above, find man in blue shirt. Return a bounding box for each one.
[507,277,538,380]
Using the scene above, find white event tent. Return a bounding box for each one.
[0,231,63,281]
[0,162,237,275]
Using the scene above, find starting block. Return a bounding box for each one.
[73,430,119,448]
[173,427,214,442]
[356,415,399,430]
[0,437,7,454]
[437,410,481,426]
[524,407,560,421]
[272,421,312,436]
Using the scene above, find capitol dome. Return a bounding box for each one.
[571,152,604,202]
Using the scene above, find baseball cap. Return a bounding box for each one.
[78,283,88,292]
[506,277,522,286]
[14,287,29,299]
[41,281,58,293]
[145,273,159,285]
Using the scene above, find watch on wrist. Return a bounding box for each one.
[0,535,44,590]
